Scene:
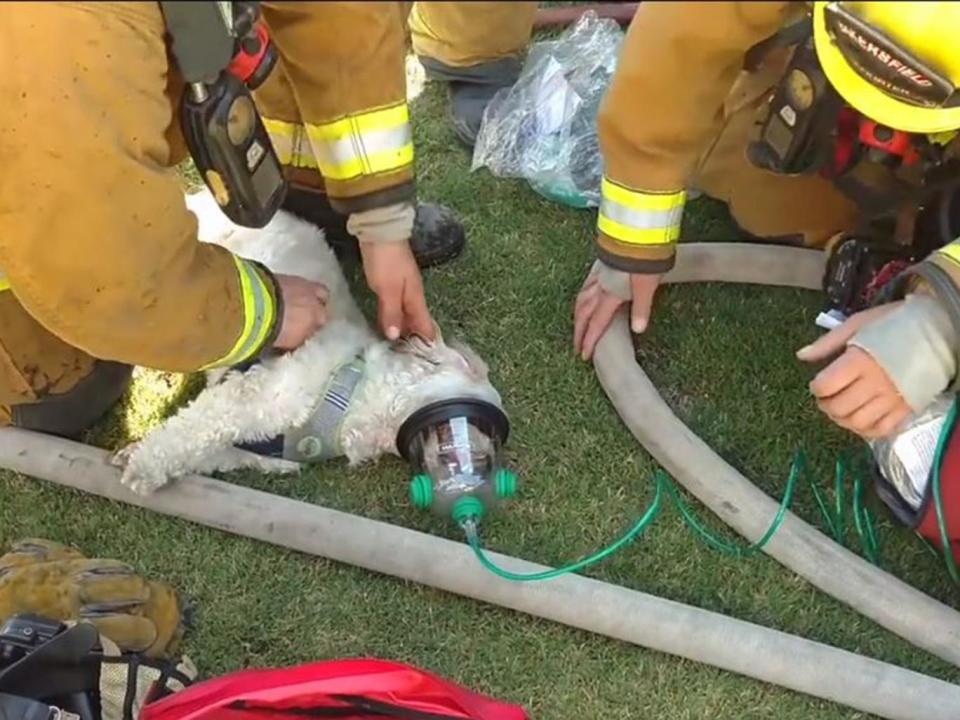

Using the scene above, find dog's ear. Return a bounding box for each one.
[430,321,445,347]
[393,325,489,380]
[448,340,490,380]
[391,325,445,366]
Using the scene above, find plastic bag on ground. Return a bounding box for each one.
[471,11,624,209]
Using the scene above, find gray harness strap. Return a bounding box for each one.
[283,357,365,462]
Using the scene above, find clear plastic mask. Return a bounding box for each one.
[407,415,505,508]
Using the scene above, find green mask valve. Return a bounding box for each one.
[452,496,487,526]
[409,469,518,522]
[495,468,519,499]
[410,474,434,510]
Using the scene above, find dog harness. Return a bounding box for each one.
[238,357,366,462]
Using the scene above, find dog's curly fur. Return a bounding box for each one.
[113,191,502,495]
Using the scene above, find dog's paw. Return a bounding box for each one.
[255,456,302,475]
[109,443,139,469]
[114,445,171,496]
[120,463,172,496]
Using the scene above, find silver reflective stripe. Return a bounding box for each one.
[232,261,269,362]
[600,198,684,231]
[267,130,293,163]
[215,1,232,27]
[312,124,413,176]
[360,124,413,157]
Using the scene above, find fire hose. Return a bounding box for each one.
[1,426,960,718]
[592,243,960,668]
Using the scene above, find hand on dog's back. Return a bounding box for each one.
[274,274,329,350]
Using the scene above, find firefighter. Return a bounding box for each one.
[408,2,537,147]
[0,2,463,437]
[571,1,960,439]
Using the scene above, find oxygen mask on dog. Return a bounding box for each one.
[396,399,518,526]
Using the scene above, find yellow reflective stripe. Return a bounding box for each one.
[263,118,317,169]
[939,242,960,266]
[202,257,277,370]
[305,103,414,181]
[598,177,685,246]
[308,103,410,141]
[0,271,8,292]
[601,177,685,211]
[929,130,959,146]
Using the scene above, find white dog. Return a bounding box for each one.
[113,191,502,495]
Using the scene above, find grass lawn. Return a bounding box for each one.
[2,78,959,720]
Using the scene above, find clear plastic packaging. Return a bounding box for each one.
[471,11,624,209]
[871,394,953,510]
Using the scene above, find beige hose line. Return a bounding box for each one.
[2,426,960,719]
[593,242,960,667]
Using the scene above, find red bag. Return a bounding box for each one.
[141,658,528,720]
[916,414,960,555]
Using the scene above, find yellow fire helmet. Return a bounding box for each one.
[813,1,960,133]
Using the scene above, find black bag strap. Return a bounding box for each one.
[230,694,465,720]
[0,693,61,720]
[0,624,100,700]
[743,18,813,72]
[0,622,192,720]
[159,1,237,83]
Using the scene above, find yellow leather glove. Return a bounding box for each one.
[0,539,184,658]
[0,538,84,567]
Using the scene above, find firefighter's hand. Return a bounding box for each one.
[797,304,911,439]
[274,274,329,350]
[574,266,661,361]
[360,241,435,341]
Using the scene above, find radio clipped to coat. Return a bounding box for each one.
[746,16,960,221]
[747,29,842,176]
[161,1,286,228]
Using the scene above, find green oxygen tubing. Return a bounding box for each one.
[451,399,960,584]
[451,451,891,583]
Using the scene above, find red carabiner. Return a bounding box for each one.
[228,22,275,90]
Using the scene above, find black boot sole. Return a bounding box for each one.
[12,361,133,439]
[282,190,466,270]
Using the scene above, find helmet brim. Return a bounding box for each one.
[813,2,960,133]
